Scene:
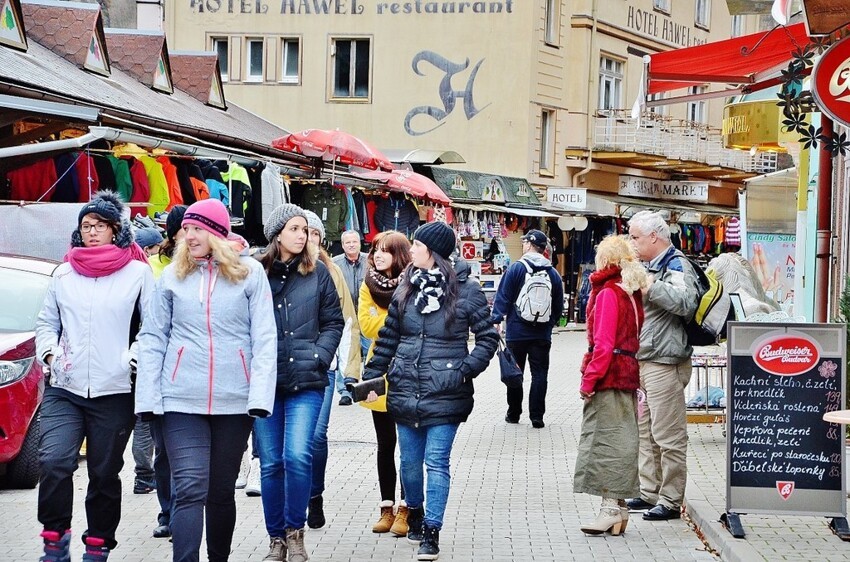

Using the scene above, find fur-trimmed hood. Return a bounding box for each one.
[71,191,133,249]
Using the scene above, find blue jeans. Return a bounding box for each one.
[161,413,253,562]
[396,423,460,529]
[255,389,324,535]
[334,370,352,399]
[150,418,174,526]
[311,371,335,497]
[132,418,155,486]
[360,335,372,359]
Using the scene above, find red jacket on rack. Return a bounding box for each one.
[7,159,58,202]
[579,266,644,395]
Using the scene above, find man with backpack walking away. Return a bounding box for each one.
[491,229,564,429]
[626,211,700,522]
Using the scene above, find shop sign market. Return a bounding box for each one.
[618,175,709,203]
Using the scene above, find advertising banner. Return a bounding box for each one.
[746,232,795,312]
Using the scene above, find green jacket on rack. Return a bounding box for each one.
[302,183,348,242]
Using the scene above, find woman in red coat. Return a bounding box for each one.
[574,235,648,536]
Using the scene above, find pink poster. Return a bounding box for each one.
[746,232,795,310]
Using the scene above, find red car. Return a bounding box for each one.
[0,254,59,489]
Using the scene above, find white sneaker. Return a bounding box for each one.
[245,457,262,496]
[235,450,250,489]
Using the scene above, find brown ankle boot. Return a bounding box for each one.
[390,502,409,536]
[372,501,395,533]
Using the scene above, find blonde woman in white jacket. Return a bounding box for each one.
[35,192,153,562]
[136,199,277,562]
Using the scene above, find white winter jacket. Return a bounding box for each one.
[35,261,154,398]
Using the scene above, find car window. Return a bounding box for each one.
[0,268,51,332]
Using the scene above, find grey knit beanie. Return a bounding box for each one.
[302,210,326,242]
[264,203,308,242]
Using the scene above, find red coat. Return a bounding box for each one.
[580,266,644,394]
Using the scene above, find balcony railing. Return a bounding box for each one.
[594,110,778,175]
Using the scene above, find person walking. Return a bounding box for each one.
[574,235,647,536]
[255,204,344,562]
[490,229,564,428]
[355,230,412,536]
[136,198,278,562]
[144,204,187,539]
[625,210,699,521]
[301,210,361,530]
[332,229,369,403]
[35,191,153,562]
[363,222,499,561]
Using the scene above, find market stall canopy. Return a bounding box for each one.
[353,169,451,205]
[383,148,466,165]
[272,129,394,172]
[427,166,551,216]
[644,22,811,100]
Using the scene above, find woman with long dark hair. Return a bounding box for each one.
[255,203,343,562]
[363,222,498,561]
[35,191,153,561]
[355,230,412,535]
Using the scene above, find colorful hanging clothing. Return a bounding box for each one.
[260,161,284,225]
[91,155,117,197]
[726,217,741,247]
[302,182,349,241]
[156,156,183,210]
[220,162,252,219]
[7,159,58,202]
[52,153,81,203]
[106,155,133,204]
[121,156,151,218]
[75,153,100,203]
[138,155,170,216]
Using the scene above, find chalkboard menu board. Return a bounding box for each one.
[727,323,846,517]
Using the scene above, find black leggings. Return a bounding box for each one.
[371,410,404,502]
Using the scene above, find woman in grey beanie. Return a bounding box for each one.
[255,204,344,561]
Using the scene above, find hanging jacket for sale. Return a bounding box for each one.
[138,155,170,216]
[375,193,419,237]
[120,156,151,218]
[75,153,100,202]
[156,156,183,210]
[302,182,349,242]
[91,155,117,196]
[7,159,58,202]
[172,159,197,205]
[197,159,230,207]
[221,162,252,219]
[52,153,81,202]
[106,155,133,204]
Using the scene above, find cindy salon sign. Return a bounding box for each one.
[812,35,850,129]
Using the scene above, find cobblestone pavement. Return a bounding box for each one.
[3,331,719,561]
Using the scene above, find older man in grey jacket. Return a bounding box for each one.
[626,211,699,521]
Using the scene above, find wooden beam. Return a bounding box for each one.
[0,122,69,148]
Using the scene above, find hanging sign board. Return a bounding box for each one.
[546,188,587,210]
[618,175,709,202]
[726,323,845,519]
[811,35,850,130]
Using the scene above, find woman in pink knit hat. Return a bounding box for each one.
[136,198,278,562]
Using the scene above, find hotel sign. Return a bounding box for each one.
[547,188,587,210]
[619,175,708,203]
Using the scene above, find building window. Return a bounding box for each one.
[540,109,555,173]
[246,39,264,82]
[544,0,559,46]
[731,15,743,37]
[598,56,624,112]
[281,38,300,84]
[648,92,667,116]
[695,0,710,29]
[212,37,228,82]
[332,38,370,99]
[653,0,670,13]
[687,86,707,123]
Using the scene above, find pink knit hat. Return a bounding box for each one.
[182,199,230,239]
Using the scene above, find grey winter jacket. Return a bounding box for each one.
[135,257,277,416]
[637,246,700,364]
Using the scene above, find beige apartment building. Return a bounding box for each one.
[160,0,763,208]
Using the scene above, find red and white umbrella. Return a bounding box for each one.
[272,129,394,173]
[354,169,451,205]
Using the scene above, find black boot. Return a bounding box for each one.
[406,506,425,544]
[417,524,440,561]
[307,495,325,529]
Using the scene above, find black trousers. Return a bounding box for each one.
[506,339,552,422]
[37,387,135,550]
[371,410,404,502]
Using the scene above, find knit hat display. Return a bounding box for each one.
[264,203,308,242]
[413,221,457,260]
[134,227,163,249]
[521,229,547,250]
[78,191,123,225]
[302,209,326,242]
[182,199,231,239]
[165,205,188,241]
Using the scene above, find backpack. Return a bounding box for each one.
[515,259,553,324]
[660,252,731,346]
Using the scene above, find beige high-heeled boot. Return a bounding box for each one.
[580,498,624,536]
[618,499,630,533]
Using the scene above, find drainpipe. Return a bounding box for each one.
[572,0,598,187]
[0,131,103,159]
[815,116,834,322]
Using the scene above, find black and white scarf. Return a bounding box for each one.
[409,267,445,314]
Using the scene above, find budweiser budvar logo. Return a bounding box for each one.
[754,335,820,376]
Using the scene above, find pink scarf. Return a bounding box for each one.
[65,243,149,278]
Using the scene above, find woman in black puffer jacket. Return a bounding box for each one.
[363,222,498,562]
[255,203,343,561]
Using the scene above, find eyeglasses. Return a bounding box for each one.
[80,222,109,233]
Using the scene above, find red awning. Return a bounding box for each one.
[647,23,811,95]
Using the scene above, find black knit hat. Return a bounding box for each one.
[166,205,188,242]
[413,221,456,260]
